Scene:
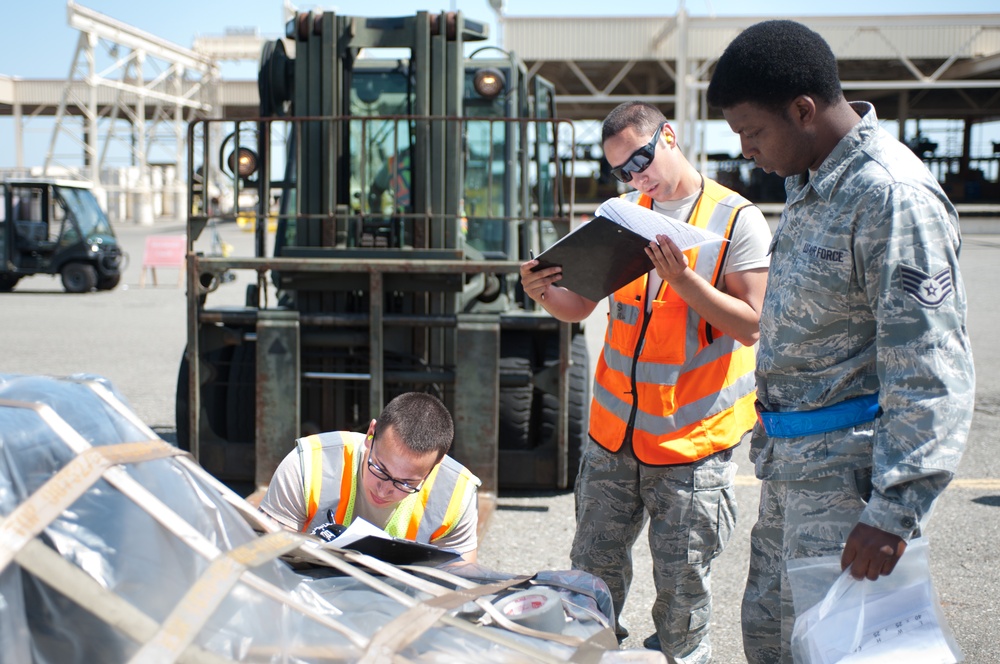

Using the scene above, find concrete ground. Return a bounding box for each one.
[1,217,997,662]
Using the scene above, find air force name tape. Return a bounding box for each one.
[900,264,954,308]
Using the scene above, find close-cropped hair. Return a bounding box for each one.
[602,101,668,144]
[377,392,454,457]
[706,20,843,112]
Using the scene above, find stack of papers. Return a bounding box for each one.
[533,198,726,301]
[321,518,461,567]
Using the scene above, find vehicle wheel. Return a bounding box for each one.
[61,263,97,293]
[498,332,534,450]
[0,274,19,292]
[96,273,121,290]
[565,333,591,488]
[539,332,591,488]
[175,345,235,452]
[226,342,256,446]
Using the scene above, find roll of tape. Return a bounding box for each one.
[493,588,566,634]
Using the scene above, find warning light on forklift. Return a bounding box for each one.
[228,147,259,179]
[474,68,506,100]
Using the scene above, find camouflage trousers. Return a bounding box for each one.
[570,438,737,664]
[741,469,877,664]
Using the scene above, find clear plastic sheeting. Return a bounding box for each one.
[0,373,666,664]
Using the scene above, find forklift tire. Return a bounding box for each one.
[61,263,98,293]
[96,273,121,291]
[539,332,591,489]
[175,345,237,453]
[499,333,534,450]
[0,274,19,292]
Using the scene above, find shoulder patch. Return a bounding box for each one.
[899,264,954,308]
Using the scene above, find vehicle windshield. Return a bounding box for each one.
[56,186,114,238]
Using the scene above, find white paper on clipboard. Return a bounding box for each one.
[594,197,727,250]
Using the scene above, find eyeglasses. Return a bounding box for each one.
[366,435,427,494]
[610,121,668,183]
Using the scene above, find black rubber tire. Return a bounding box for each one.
[498,332,534,450]
[96,273,121,290]
[175,345,235,452]
[61,263,98,293]
[226,342,256,445]
[539,332,591,488]
[0,274,19,292]
[565,332,591,487]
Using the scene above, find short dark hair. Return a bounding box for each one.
[602,101,667,144]
[377,392,454,458]
[706,20,843,112]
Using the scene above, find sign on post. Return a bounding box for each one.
[140,235,186,288]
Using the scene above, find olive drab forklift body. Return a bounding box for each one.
[178,10,590,502]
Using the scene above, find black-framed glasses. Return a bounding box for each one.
[610,121,668,183]
[366,435,427,494]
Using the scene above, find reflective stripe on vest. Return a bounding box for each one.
[382,455,479,542]
[589,179,758,464]
[298,432,480,544]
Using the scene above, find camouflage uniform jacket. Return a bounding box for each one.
[751,102,975,540]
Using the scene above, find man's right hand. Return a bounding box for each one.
[841,522,907,580]
[519,259,561,303]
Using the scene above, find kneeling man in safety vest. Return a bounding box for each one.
[258,392,481,561]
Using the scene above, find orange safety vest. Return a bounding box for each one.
[296,431,480,543]
[589,179,759,465]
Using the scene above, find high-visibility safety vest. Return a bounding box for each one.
[589,178,759,465]
[296,431,480,543]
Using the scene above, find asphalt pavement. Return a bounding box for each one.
[1,217,998,662]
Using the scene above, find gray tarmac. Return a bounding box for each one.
[1,218,998,663]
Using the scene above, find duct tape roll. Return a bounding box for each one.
[493,588,566,634]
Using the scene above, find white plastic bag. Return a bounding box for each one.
[788,538,963,664]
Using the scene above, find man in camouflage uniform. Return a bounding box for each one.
[520,101,772,663]
[707,20,975,663]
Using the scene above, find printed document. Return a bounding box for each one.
[594,197,727,249]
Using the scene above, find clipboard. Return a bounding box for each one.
[340,535,461,567]
[532,215,653,302]
[532,198,728,302]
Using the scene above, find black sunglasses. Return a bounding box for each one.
[610,122,668,183]
[366,434,427,494]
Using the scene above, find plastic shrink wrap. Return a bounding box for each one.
[0,373,665,663]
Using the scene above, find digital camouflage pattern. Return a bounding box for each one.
[571,439,737,663]
[744,102,975,663]
[743,470,878,663]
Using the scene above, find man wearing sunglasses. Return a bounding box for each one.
[519,101,771,662]
[258,392,481,561]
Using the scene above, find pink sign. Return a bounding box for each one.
[142,235,186,268]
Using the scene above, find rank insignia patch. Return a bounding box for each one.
[900,265,954,308]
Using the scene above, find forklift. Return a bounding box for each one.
[177,11,590,506]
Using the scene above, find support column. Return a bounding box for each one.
[135,50,154,226]
[897,91,909,142]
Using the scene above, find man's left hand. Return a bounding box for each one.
[841,522,907,580]
[646,234,688,280]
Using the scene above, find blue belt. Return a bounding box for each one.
[755,393,881,438]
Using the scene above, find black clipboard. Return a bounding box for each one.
[533,215,653,301]
[340,535,461,567]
